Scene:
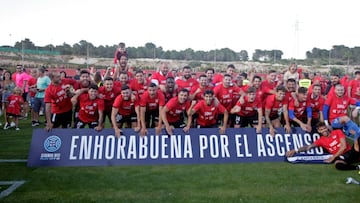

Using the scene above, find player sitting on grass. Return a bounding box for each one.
[286,122,360,170]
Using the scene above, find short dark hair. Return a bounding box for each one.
[253,75,262,82]
[240,72,247,79]
[205,68,215,74]
[199,74,207,79]
[118,42,126,48]
[80,70,90,76]
[355,70,360,75]
[204,89,214,96]
[246,86,257,93]
[166,76,175,81]
[103,77,113,81]
[89,84,99,90]
[276,85,286,92]
[313,84,321,89]
[223,74,232,78]
[183,66,191,71]
[149,83,157,88]
[286,78,296,84]
[135,70,144,75]
[298,87,308,94]
[119,71,128,76]
[121,85,130,91]
[38,67,46,74]
[227,64,235,69]
[179,88,189,94]
[316,122,326,128]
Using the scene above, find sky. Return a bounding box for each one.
[1,0,359,59]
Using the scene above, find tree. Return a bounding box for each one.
[14,38,36,50]
[239,50,249,61]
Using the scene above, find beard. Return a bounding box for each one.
[184,74,191,80]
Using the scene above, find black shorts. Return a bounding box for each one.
[337,148,360,164]
[22,92,28,102]
[197,123,218,128]
[145,110,159,128]
[235,113,261,127]
[290,117,307,127]
[51,110,72,128]
[169,120,186,128]
[270,114,279,121]
[76,119,99,129]
[6,113,20,118]
[218,113,236,127]
[116,113,137,127]
[103,111,112,123]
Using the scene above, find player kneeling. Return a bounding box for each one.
[187,89,228,134]
[71,84,104,131]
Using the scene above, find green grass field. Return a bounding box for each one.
[0,119,359,203]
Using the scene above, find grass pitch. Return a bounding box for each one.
[0,119,359,202]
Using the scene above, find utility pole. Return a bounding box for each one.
[86,43,89,69]
[293,17,302,59]
[21,39,24,66]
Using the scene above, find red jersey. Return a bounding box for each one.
[139,90,166,112]
[261,80,277,99]
[325,95,357,122]
[242,86,264,102]
[212,74,223,85]
[62,78,77,88]
[176,78,199,91]
[288,99,308,119]
[27,77,37,97]
[314,129,351,154]
[214,85,239,111]
[234,96,262,117]
[283,91,295,106]
[130,79,149,99]
[265,94,285,117]
[193,100,226,126]
[78,94,104,123]
[307,95,325,119]
[113,95,138,116]
[98,86,121,113]
[44,82,73,114]
[6,94,24,115]
[163,89,178,103]
[165,97,191,123]
[348,79,360,100]
[151,72,167,86]
[190,84,214,101]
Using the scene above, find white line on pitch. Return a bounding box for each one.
[0,159,27,163]
[0,181,26,199]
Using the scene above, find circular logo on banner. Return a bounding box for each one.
[44,135,62,152]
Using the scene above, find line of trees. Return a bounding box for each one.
[306,45,360,65]
[4,38,360,64]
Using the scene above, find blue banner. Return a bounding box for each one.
[27,128,326,167]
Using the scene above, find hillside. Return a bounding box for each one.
[0,51,355,75]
